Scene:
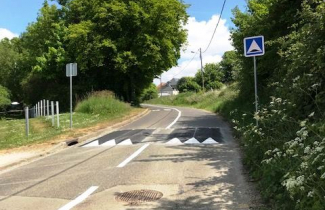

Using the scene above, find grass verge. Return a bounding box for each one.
[0,91,140,150]
[147,84,252,119]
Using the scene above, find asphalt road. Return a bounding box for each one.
[0,104,258,210]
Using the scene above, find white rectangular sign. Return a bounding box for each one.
[66,63,77,77]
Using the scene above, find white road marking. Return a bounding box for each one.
[184,137,200,144]
[166,108,181,129]
[117,139,133,145]
[166,138,183,145]
[202,137,218,144]
[83,140,99,147]
[58,186,98,210]
[152,109,160,112]
[117,143,150,168]
[101,139,116,146]
[164,109,171,111]
[141,104,181,129]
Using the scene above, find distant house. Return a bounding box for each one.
[157,78,179,97]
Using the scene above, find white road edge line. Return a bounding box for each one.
[58,186,98,210]
[166,108,181,129]
[141,104,181,129]
[117,143,150,168]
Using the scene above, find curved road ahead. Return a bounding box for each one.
[0,104,259,210]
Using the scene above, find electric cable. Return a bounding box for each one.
[202,0,227,53]
[171,50,198,78]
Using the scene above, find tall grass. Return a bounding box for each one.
[146,84,244,116]
[75,91,131,116]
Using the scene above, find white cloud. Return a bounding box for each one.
[154,15,233,85]
[0,28,18,40]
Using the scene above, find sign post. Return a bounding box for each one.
[66,63,77,129]
[244,35,265,126]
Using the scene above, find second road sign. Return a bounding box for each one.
[244,35,265,57]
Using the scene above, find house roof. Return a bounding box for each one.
[161,85,173,92]
[168,78,179,87]
[157,82,166,90]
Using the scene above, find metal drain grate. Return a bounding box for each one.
[115,189,163,205]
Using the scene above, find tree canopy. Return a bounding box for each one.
[0,0,188,108]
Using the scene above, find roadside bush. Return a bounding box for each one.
[0,85,11,111]
[232,94,325,209]
[177,77,201,93]
[140,84,158,102]
[75,91,131,115]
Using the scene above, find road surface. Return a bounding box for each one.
[0,104,259,210]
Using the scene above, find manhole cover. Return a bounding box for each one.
[115,189,163,205]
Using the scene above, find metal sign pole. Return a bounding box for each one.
[70,73,73,129]
[25,107,29,137]
[244,35,264,127]
[253,56,258,127]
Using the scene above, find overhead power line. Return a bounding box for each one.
[202,0,227,54]
[171,51,198,78]
[166,0,227,82]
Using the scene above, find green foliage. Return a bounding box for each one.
[1,0,188,109]
[230,1,325,209]
[75,90,131,115]
[0,38,23,100]
[177,77,201,93]
[195,63,224,90]
[141,83,158,102]
[0,85,11,110]
[231,0,303,99]
[147,84,238,112]
[65,0,188,104]
[219,50,241,83]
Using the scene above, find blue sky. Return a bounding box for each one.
[0,0,247,83]
[0,0,246,37]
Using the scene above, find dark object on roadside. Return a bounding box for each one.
[65,139,79,146]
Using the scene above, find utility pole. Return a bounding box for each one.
[199,48,205,91]
[160,75,163,97]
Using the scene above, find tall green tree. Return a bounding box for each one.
[219,50,241,83]
[231,0,303,99]
[0,85,11,111]
[177,77,201,93]
[19,1,68,105]
[64,0,188,104]
[140,83,158,101]
[195,63,224,90]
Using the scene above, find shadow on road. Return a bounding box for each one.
[128,144,263,210]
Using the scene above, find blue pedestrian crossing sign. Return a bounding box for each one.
[244,35,265,57]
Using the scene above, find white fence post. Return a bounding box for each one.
[43,99,46,116]
[51,101,54,126]
[56,101,60,128]
[47,100,49,117]
[41,101,43,116]
[25,107,29,137]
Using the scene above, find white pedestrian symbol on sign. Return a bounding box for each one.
[247,40,262,53]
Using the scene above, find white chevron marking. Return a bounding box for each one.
[117,139,133,145]
[184,137,200,144]
[166,138,183,145]
[101,139,116,146]
[202,137,218,144]
[83,140,99,147]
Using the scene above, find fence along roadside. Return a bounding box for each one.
[24,100,60,137]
